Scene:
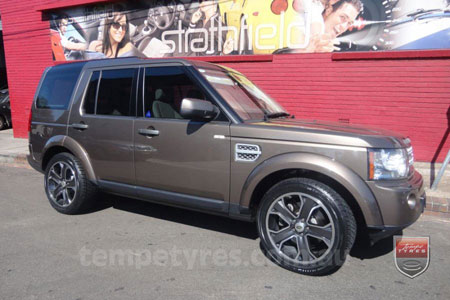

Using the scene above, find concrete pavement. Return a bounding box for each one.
[0,129,28,167]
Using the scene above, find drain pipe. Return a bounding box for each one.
[431,150,450,190]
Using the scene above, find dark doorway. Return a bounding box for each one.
[0,28,8,89]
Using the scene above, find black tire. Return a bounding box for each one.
[0,115,6,130]
[257,178,356,275]
[44,153,97,214]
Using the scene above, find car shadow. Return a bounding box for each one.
[92,193,399,258]
[350,232,398,259]
[93,193,259,240]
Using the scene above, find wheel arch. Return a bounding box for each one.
[240,153,383,227]
[42,136,96,182]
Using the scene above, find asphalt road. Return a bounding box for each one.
[1,166,449,300]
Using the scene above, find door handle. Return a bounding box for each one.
[72,123,89,130]
[138,128,160,137]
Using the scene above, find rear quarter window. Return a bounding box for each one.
[36,64,83,110]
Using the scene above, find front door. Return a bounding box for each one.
[134,66,231,210]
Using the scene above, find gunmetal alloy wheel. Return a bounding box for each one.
[44,153,97,214]
[46,161,78,208]
[265,192,335,265]
[258,178,356,275]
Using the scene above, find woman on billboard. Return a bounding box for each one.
[87,9,144,59]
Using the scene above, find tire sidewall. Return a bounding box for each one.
[257,178,349,275]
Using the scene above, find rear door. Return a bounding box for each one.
[134,66,231,212]
[30,64,84,162]
[68,67,138,185]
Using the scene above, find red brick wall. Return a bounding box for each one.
[222,53,450,163]
[0,0,106,137]
[1,0,449,162]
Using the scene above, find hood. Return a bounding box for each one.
[231,118,408,148]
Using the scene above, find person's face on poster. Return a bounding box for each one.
[59,19,68,35]
[323,2,359,38]
[109,14,127,44]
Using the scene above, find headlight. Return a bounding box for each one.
[368,149,409,180]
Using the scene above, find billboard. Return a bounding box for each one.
[48,0,450,61]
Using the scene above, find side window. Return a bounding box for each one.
[96,69,136,117]
[37,64,83,110]
[82,69,136,116]
[83,71,99,114]
[144,66,221,120]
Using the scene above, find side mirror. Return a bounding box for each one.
[180,98,219,121]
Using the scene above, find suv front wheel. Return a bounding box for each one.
[257,178,356,275]
[44,153,97,214]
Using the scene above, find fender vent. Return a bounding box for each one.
[235,144,261,162]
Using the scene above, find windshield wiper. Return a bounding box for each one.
[265,112,291,120]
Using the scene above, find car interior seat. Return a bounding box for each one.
[152,88,182,119]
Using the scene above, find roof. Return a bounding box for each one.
[51,57,223,71]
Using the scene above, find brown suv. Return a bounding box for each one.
[28,58,425,275]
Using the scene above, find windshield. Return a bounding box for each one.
[199,67,287,121]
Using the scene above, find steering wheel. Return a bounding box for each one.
[147,5,176,30]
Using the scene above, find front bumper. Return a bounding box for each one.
[366,197,425,244]
[366,170,425,229]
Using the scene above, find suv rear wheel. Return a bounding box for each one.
[44,153,97,214]
[257,178,356,275]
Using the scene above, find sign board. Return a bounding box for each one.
[48,0,450,61]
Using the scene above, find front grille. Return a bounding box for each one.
[235,144,261,162]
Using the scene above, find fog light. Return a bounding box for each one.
[407,194,417,209]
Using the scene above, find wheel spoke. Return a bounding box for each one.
[67,187,75,201]
[67,189,74,204]
[55,197,64,206]
[48,168,62,185]
[48,176,61,185]
[297,235,316,262]
[52,184,64,199]
[66,178,76,188]
[272,200,295,223]
[307,224,333,247]
[50,169,62,181]
[270,227,296,245]
[60,163,68,180]
[56,163,63,177]
[55,190,65,205]
[299,196,319,221]
[62,189,69,205]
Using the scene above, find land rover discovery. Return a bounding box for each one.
[28,58,425,275]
